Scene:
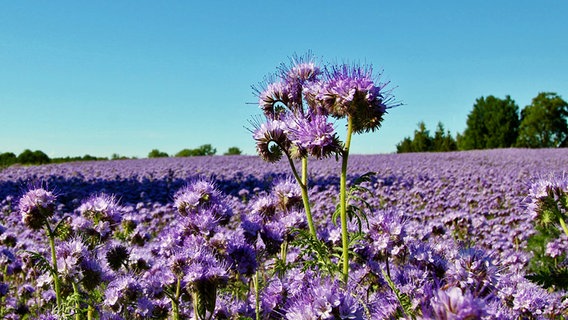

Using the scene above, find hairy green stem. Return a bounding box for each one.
[46,223,62,308]
[172,277,181,320]
[559,216,568,237]
[340,116,354,284]
[254,271,261,320]
[72,282,81,320]
[300,158,317,239]
[286,155,317,240]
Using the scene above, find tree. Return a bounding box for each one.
[175,144,217,157]
[224,147,242,155]
[459,95,520,150]
[194,144,216,156]
[516,92,568,148]
[396,122,457,153]
[148,149,169,158]
[17,149,51,165]
[0,152,17,167]
[432,122,458,152]
[411,121,433,152]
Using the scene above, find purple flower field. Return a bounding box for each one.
[1,148,567,319]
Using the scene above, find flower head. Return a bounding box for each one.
[427,287,486,319]
[19,187,57,230]
[251,118,292,162]
[286,113,342,159]
[311,63,398,133]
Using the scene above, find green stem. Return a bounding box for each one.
[72,282,81,320]
[559,216,568,237]
[254,271,261,320]
[87,304,94,320]
[172,277,181,320]
[46,223,62,309]
[340,116,354,284]
[300,158,317,239]
[286,155,317,240]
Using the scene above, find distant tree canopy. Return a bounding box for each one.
[175,144,217,157]
[148,149,169,158]
[458,95,520,150]
[396,122,457,153]
[224,147,242,155]
[516,92,568,148]
[17,149,51,165]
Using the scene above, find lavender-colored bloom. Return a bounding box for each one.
[308,63,398,133]
[286,113,342,159]
[445,247,499,298]
[78,193,123,225]
[18,187,57,230]
[284,276,364,320]
[545,235,567,258]
[425,287,486,320]
[272,177,302,211]
[252,118,292,162]
[104,274,142,311]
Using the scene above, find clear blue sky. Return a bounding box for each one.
[1,1,566,158]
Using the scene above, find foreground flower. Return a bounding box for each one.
[287,113,342,159]
[308,63,398,133]
[19,187,57,230]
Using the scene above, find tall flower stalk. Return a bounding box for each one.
[250,53,398,284]
[18,187,63,308]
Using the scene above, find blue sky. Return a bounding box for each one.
[1,1,566,158]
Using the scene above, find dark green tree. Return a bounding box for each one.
[396,137,414,153]
[17,149,51,165]
[397,122,457,153]
[175,149,193,157]
[432,122,458,152]
[148,149,169,158]
[224,147,242,155]
[459,95,520,150]
[516,92,568,148]
[194,144,216,156]
[411,121,433,152]
[0,152,17,167]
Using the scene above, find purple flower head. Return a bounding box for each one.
[18,187,57,230]
[445,247,498,298]
[56,237,89,280]
[174,179,232,235]
[367,209,407,257]
[284,276,364,320]
[527,175,568,225]
[78,193,123,226]
[311,63,398,133]
[104,274,142,311]
[257,80,294,120]
[272,177,302,211]
[226,231,258,276]
[281,52,322,85]
[426,287,486,320]
[251,118,292,162]
[545,236,568,258]
[286,113,342,159]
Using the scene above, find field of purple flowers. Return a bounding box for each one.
[1,148,567,319]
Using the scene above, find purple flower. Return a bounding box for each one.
[286,113,342,159]
[427,287,486,320]
[252,118,292,162]
[18,187,57,230]
[308,63,398,133]
[78,193,123,225]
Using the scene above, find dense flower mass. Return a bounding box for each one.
[1,149,568,318]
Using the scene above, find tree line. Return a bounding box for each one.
[0,145,243,168]
[396,92,568,153]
